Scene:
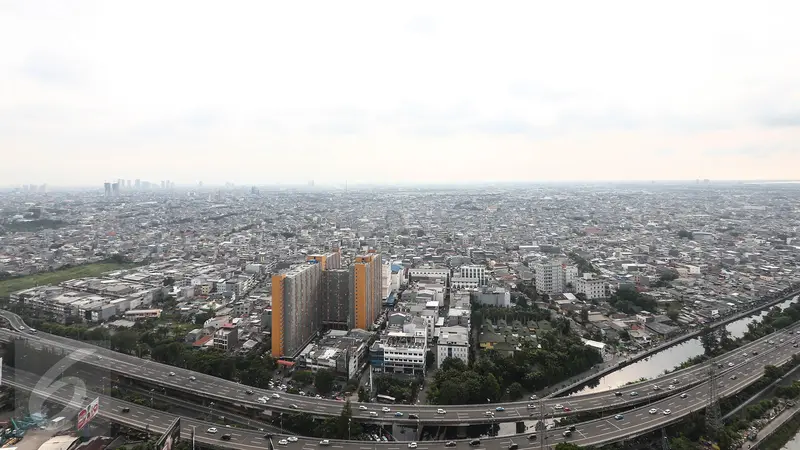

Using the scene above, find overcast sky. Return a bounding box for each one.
[3,1,800,187]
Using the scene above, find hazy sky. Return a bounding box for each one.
[3,1,800,187]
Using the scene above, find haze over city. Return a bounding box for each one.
[3,0,800,187]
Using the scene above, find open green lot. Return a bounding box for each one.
[0,263,136,298]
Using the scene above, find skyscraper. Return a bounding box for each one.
[104,183,111,196]
[351,252,382,330]
[271,262,322,357]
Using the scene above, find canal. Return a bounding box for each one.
[490,297,799,437]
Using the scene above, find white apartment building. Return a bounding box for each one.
[374,319,428,376]
[459,265,487,286]
[533,260,566,294]
[574,274,607,300]
[451,277,480,290]
[564,266,579,287]
[437,327,470,368]
[408,268,450,285]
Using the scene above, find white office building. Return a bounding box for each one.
[533,260,566,294]
[436,327,470,368]
[575,274,607,300]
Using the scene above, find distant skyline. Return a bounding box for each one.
[2,1,800,186]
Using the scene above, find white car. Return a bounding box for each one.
[437,408,447,414]
[207,427,218,434]
[278,440,289,445]
[320,440,330,446]
[668,385,675,390]
[530,395,538,400]
[408,443,418,449]
[272,393,281,399]
[649,408,658,415]
[169,372,176,376]
[728,362,734,367]
[369,412,378,417]
[189,376,196,381]
[287,437,299,443]
[359,405,368,410]
[382,407,391,413]
[681,393,688,399]
[554,404,564,410]
[663,409,672,415]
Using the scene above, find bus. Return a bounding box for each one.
[376,394,396,404]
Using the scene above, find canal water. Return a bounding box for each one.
[784,434,800,450]
[491,297,798,437]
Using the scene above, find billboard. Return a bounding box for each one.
[155,417,180,450]
[77,397,99,430]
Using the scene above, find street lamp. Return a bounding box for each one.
[189,425,196,450]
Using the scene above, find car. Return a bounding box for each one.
[730,375,737,380]
[287,437,299,442]
[207,427,218,434]
[222,434,232,441]
[382,407,391,413]
[395,412,404,417]
[438,408,447,414]
[663,409,672,415]
[408,442,418,449]
[168,372,176,376]
[563,430,572,437]
[495,407,505,412]
[728,362,734,367]
[299,391,306,396]
[29,329,37,333]
[781,339,785,343]
[359,405,368,410]
[446,442,457,447]
[614,391,622,396]
[614,414,624,420]
[563,407,572,412]
[668,385,675,390]
[568,425,576,432]
[649,408,658,415]
[795,343,799,348]
[272,393,281,399]
[121,407,130,413]
[320,440,330,446]
[527,404,537,409]
[681,393,688,399]
[484,411,494,417]
[673,378,679,384]
[246,389,254,395]
[527,434,537,440]
[409,414,419,419]
[554,404,564,409]
[529,395,538,400]
[278,440,289,445]
[189,376,196,381]
[769,340,776,344]
[369,412,378,417]
[291,404,299,409]
[742,353,748,357]
[653,385,660,391]
[630,391,638,397]
[508,443,518,450]
[469,440,481,446]
[753,351,759,355]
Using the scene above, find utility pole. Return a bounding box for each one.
[661,427,670,450]
[706,359,723,438]
[538,399,545,450]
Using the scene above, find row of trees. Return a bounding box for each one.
[292,369,336,394]
[427,331,603,404]
[28,318,278,388]
[608,285,658,314]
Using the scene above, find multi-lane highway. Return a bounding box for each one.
[7,328,800,450]
[2,305,800,425]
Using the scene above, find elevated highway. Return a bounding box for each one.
[5,334,800,450]
[2,309,800,425]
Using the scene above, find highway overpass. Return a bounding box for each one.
[5,335,800,450]
[1,309,800,425]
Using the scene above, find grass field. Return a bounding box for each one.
[0,263,136,298]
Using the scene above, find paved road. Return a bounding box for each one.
[6,332,800,450]
[2,309,800,425]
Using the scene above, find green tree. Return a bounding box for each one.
[335,400,360,439]
[315,369,335,395]
[667,307,681,323]
[678,230,693,239]
[580,309,589,323]
[507,382,524,401]
[293,370,314,385]
[426,350,435,369]
[554,443,583,450]
[764,364,783,380]
[111,330,140,354]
